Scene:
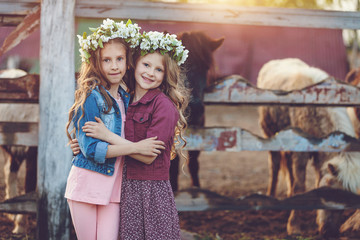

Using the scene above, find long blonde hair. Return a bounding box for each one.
[131,50,190,160]
[66,38,133,141]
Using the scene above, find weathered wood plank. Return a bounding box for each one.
[3,74,360,106]
[75,1,360,30]
[175,187,360,211]
[0,103,38,122]
[1,122,359,152]
[204,75,360,106]
[0,0,39,15]
[1,1,360,29]
[0,192,37,214]
[0,5,40,57]
[38,0,75,239]
[0,74,39,103]
[3,187,360,214]
[0,15,26,26]
[0,122,38,146]
[184,127,360,152]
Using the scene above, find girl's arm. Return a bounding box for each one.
[70,138,157,164]
[81,117,164,163]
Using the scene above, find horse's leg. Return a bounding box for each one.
[188,150,200,188]
[284,151,294,197]
[12,147,38,234]
[266,151,281,197]
[3,147,22,200]
[287,152,310,235]
[170,155,180,192]
[25,147,37,193]
[312,152,322,188]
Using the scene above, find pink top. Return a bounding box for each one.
[65,94,126,205]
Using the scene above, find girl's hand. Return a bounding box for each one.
[135,136,165,156]
[82,116,110,141]
[70,139,80,155]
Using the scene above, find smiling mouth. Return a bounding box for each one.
[142,76,154,83]
[109,73,121,76]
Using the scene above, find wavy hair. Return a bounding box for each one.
[66,38,133,141]
[131,50,190,161]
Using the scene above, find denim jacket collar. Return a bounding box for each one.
[96,85,131,112]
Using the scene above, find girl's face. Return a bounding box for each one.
[134,52,165,95]
[100,41,127,88]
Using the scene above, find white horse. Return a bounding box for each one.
[257,58,360,237]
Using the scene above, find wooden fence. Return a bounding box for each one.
[2,0,360,239]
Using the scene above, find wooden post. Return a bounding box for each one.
[38,0,75,239]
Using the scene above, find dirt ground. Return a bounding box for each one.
[1,105,360,239]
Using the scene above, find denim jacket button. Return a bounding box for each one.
[107,169,111,173]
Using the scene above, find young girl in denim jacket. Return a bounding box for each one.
[75,31,190,239]
[65,19,165,240]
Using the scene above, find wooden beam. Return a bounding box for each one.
[0,15,26,26]
[184,127,360,152]
[204,75,360,106]
[75,1,360,30]
[1,1,360,29]
[38,0,75,239]
[175,187,360,211]
[0,122,38,146]
[0,0,39,16]
[0,5,40,57]
[0,192,37,214]
[0,74,39,103]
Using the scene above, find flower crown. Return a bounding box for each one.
[138,31,189,66]
[77,18,141,63]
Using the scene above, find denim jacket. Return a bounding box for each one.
[72,85,130,176]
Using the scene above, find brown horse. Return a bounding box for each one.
[258,58,360,237]
[169,31,224,192]
[0,60,38,234]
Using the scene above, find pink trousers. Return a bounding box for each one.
[67,199,120,240]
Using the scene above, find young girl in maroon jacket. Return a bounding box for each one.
[77,31,189,239]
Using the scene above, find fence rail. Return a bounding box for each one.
[2,186,360,214]
[2,1,360,29]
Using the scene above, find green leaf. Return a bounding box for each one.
[84,51,91,59]
[141,50,146,56]
[89,27,97,32]
[82,32,87,39]
[126,19,132,26]
[98,38,103,48]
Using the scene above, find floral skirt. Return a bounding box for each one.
[119,163,180,240]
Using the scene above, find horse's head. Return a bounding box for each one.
[317,154,360,238]
[177,31,224,87]
[316,163,344,238]
[176,31,224,126]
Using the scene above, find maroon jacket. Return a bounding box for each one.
[125,88,179,180]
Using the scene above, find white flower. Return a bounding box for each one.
[102,18,114,29]
[91,39,98,49]
[140,39,151,50]
[139,31,189,65]
[78,19,141,62]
